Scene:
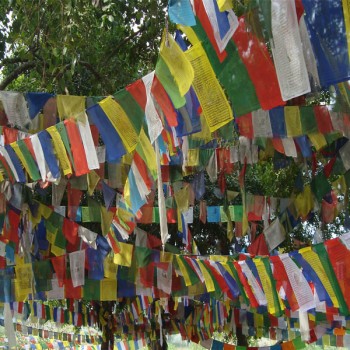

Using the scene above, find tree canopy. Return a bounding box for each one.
[0,0,167,94]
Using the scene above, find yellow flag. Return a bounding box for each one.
[197,260,215,292]
[176,255,192,287]
[46,230,56,244]
[104,256,117,279]
[39,203,52,219]
[294,185,314,217]
[100,206,114,236]
[47,125,72,176]
[113,242,133,267]
[57,95,85,120]
[191,115,212,142]
[10,142,31,178]
[188,282,206,296]
[285,106,302,137]
[300,246,339,307]
[174,185,189,212]
[123,175,132,209]
[99,96,139,153]
[308,133,327,150]
[136,129,157,179]
[51,244,65,257]
[87,170,100,195]
[184,42,233,132]
[100,279,117,301]
[160,251,173,263]
[186,148,199,167]
[177,208,183,232]
[15,263,33,301]
[342,0,350,62]
[210,255,228,263]
[160,30,194,97]
[255,258,283,315]
[217,0,233,11]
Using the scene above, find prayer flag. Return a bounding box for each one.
[86,104,126,162]
[303,0,350,87]
[99,96,139,153]
[270,0,310,100]
[69,250,85,287]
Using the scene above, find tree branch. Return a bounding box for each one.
[0,61,37,90]
[0,57,30,67]
[102,26,145,66]
[79,60,114,93]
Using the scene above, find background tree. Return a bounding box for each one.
[0,0,167,95]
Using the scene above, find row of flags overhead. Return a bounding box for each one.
[237,105,349,140]
[2,223,350,323]
[1,0,350,346]
[5,294,350,347]
[170,0,350,114]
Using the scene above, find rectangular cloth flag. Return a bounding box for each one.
[86,104,126,162]
[270,0,310,101]
[302,0,350,87]
[184,40,233,131]
[99,96,139,153]
[69,250,85,288]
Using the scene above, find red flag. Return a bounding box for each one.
[232,17,284,110]
[51,255,66,287]
[62,218,79,245]
[126,79,147,111]
[270,255,299,311]
[151,76,178,127]
[236,113,253,139]
[64,119,89,176]
[314,105,333,134]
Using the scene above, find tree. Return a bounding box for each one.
[0,0,167,95]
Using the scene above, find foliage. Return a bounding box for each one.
[0,0,167,95]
